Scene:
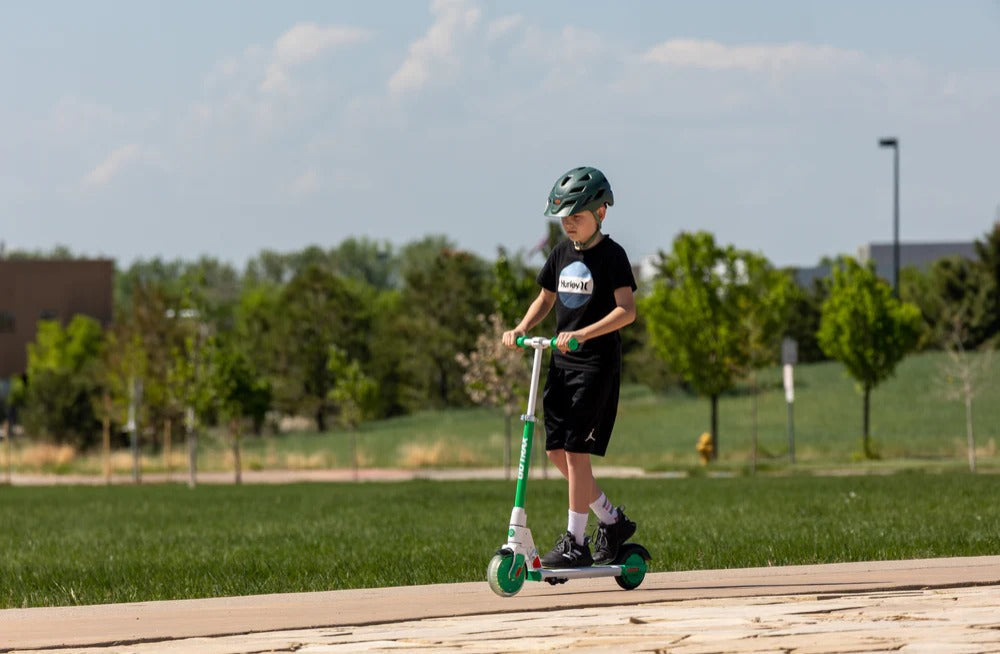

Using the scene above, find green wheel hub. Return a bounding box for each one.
[487,552,526,597]
[615,549,648,590]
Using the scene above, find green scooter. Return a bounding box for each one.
[487,335,651,597]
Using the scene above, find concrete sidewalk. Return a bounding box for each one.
[3,556,999,653]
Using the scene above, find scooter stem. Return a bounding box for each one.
[513,343,545,510]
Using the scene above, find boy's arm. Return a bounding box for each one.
[502,289,556,347]
[555,286,636,351]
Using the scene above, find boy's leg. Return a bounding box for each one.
[566,451,600,513]
[546,448,569,478]
[540,450,597,568]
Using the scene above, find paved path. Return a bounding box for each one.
[3,556,999,653]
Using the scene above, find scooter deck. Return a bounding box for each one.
[532,564,626,581]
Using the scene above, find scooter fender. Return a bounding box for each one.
[503,524,542,571]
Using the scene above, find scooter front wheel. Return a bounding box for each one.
[614,543,650,590]
[487,551,526,597]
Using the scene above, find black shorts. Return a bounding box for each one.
[542,362,621,457]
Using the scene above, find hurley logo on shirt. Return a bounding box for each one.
[558,261,593,309]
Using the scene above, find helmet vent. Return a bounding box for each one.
[580,173,592,181]
[570,185,585,193]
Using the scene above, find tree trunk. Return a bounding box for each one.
[352,429,359,482]
[102,394,111,485]
[163,418,172,481]
[231,418,242,485]
[965,395,976,473]
[710,394,719,460]
[316,405,326,432]
[186,405,198,489]
[3,420,11,485]
[862,384,872,458]
[750,373,758,475]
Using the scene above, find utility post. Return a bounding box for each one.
[782,337,798,464]
[878,137,900,297]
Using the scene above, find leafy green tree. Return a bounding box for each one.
[783,276,830,363]
[972,221,1000,345]
[739,256,795,469]
[642,232,790,459]
[394,247,494,409]
[211,337,271,483]
[328,345,378,479]
[21,316,105,447]
[817,257,922,458]
[331,237,397,289]
[272,265,370,431]
[902,258,987,351]
[491,248,538,326]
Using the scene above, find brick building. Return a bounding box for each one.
[0,259,114,377]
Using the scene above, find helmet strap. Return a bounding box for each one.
[572,211,604,251]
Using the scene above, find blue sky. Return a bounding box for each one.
[4,0,999,269]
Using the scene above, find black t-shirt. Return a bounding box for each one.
[537,236,637,371]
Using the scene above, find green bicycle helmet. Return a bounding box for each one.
[543,166,614,218]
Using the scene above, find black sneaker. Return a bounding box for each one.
[540,531,594,568]
[592,508,637,564]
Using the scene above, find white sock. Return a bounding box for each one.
[567,510,589,545]
[590,492,619,525]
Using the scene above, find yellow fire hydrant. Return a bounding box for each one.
[696,432,714,465]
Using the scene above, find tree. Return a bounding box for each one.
[394,247,494,409]
[972,221,1000,346]
[939,313,992,473]
[738,256,795,470]
[903,257,988,351]
[21,316,105,447]
[491,248,538,327]
[328,346,377,480]
[272,265,369,431]
[783,276,830,363]
[211,338,271,484]
[817,258,921,458]
[456,313,528,478]
[642,231,779,460]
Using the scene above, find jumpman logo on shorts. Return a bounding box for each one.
[585,429,596,442]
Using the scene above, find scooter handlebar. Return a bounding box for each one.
[515,335,579,351]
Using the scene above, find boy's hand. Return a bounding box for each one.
[555,332,584,352]
[501,329,525,349]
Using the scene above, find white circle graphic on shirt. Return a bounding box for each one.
[558,261,594,309]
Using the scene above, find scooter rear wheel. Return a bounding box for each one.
[487,551,526,597]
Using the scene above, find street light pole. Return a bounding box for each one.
[878,137,900,297]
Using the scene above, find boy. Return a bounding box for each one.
[502,166,637,567]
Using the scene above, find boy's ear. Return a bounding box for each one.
[596,205,607,221]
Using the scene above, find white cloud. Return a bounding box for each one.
[486,14,522,41]
[388,0,482,96]
[261,22,372,94]
[641,39,866,74]
[289,169,321,196]
[82,144,144,187]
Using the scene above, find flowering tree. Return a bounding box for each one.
[456,313,527,478]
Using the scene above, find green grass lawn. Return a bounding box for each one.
[2,472,998,608]
[239,349,1000,471]
[5,350,999,475]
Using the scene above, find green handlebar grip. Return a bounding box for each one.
[549,336,580,351]
[515,336,579,350]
